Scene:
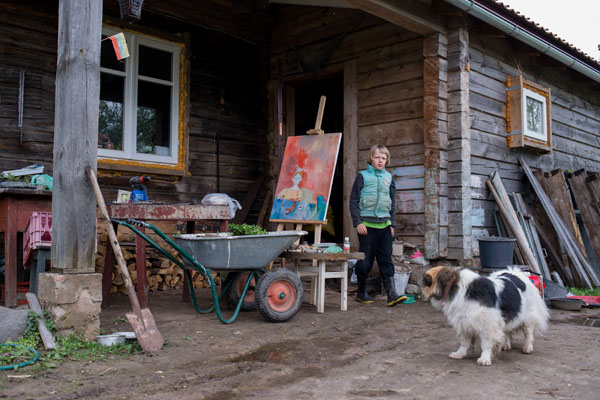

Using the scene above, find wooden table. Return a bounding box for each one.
[0,188,52,307]
[281,251,364,313]
[103,202,230,307]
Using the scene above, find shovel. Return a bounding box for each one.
[86,166,164,352]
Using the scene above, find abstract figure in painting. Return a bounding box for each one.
[270,133,341,223]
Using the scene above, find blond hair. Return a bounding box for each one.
[368,145,390,166]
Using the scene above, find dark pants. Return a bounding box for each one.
[354,225,395,281]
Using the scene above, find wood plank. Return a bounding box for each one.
[520,157,599,288]
[26,292,56,350]
[543,170,586,254]
[569,170,600,274]
[232,174,265,224]
[344,59,358,245]
[358,119,423,149]
[488,170,541,274]
[344,0,446,35]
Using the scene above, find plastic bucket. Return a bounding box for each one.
[393,265,411,295]
[478,237,516,268]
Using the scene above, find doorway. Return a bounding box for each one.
[292,74,344,244]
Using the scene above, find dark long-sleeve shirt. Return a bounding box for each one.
[349,173,396,228]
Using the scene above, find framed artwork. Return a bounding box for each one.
[270,133,342,223]
[506,75,552,153]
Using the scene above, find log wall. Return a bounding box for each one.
[469,31,600,256]
[0,0,270,224]
[269,5,426,247]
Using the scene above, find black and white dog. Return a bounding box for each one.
[422,266,549,366]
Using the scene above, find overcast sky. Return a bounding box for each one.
[502,0,600,61]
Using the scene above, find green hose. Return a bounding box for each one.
[0,343,39,370]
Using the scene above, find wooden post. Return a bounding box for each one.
[306,96,326,135]
[51,0,102,273]
[343,59,358,247]
[446,27,472,261]
[423,33,448,259]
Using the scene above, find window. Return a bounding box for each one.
[99,28,183,167]
[506,75,552,153]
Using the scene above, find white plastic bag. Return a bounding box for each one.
[201,193,242,219]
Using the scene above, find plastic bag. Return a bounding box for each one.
[31,174,53,191]
[201,193,242,219]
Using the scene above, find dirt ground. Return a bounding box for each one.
[2,282,600,400]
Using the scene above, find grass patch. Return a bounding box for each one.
[0,311,141,373]
[568,287,600,296]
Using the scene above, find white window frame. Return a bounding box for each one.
[521,87,547,143]
[99,28,181,165]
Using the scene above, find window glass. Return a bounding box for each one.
[136,81,172,155]
[138,45,172,81]
[100,36,125,72]
[526,96,543,134]
[98,73,124,150]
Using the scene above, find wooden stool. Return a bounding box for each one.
[281,251,363,313]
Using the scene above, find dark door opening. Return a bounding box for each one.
[293,74,344,244]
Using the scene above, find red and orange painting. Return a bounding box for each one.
[270,133,341,223]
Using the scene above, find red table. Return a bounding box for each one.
[0,188,52,307]
[103,203,230,307]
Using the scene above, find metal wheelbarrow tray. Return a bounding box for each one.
[113,219,307,324]
[173,231,306,270]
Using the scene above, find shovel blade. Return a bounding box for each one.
[126,308,164,353]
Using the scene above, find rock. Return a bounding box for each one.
[0,306,29,342]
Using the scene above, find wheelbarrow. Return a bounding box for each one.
[113,219,307,324]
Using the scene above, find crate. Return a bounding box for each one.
[23,211,52,268]
[1,282,29,306]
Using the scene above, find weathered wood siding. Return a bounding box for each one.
[0,1,58,174]
[270,6,425,247]
[469,32,600,256]
[0,0,270,223]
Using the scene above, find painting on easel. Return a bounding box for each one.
[270,133,342,223]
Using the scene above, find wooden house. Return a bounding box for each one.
[2,0,599,266]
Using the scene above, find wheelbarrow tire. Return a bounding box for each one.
[229,271,261,311]
[255,269,303,323]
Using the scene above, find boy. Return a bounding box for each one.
[350,145,407,306]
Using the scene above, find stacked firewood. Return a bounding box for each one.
[94,221,218,293]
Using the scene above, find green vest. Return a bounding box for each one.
[359,164,392,218]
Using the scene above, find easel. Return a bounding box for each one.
[273,95,327,242]
[271,95,327,306]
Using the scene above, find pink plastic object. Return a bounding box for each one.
[411,250,423,259]
[23,211,52,268]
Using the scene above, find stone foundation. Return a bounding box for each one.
[37,273,102,341]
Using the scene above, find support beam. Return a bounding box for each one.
[344,0,447,35]
[446,27,472,262]
[423,32,448,259]
[343,59,358,247]
[52,0,102,273]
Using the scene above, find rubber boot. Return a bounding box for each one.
[383,277,407,307]
[356,279,374,304]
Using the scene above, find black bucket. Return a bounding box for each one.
[478,237,516,268]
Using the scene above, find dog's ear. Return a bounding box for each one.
[438,267,459,288]
[423,272,433,288]
[422,267,443,299]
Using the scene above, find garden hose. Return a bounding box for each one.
[0,343,39,370]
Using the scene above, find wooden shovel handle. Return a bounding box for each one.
[86,166,145,326]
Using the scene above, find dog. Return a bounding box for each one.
[422,266,549,366]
